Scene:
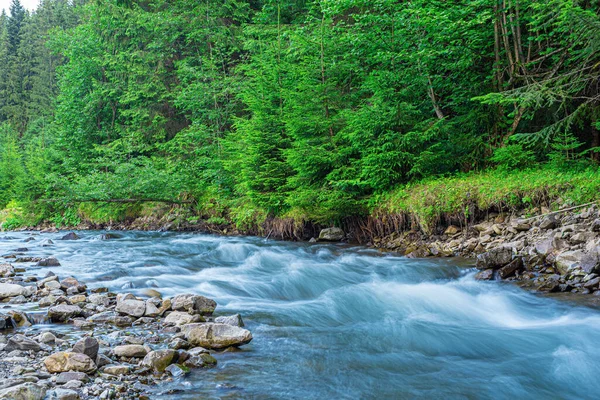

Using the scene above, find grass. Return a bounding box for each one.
[379,164,600,232]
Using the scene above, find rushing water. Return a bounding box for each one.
[2,231,600,399]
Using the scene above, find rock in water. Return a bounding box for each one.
[0,263,15,277]
[214,314,245,327]
[318,227,345,241]
[48,305,83,322]
[475,247,513,269]
[0,283,28,299]
[141,349,177,373]
[184,323,253,349]
[0,313,14,330]
[164,311,202,326]
[171,294,216,316]
[37,257,61,267]
[72,337,99,360]
[44,352,97,373]
[60,232,80,240]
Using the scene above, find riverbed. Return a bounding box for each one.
[2,231,600,399]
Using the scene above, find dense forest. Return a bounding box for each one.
[1,0,600,234]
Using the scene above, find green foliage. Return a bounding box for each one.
[490,144,536,171]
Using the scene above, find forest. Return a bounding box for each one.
[1,0,600,234]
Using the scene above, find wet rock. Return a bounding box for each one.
[498,257,523,279]
[141,349,176,373]
[165,364,188,377]
[44,352,96,373]
[171,294,216,316]
[37,257,61,267]
[60,277,84,292]
[9,311,32,327]
[0,382,46,400]
[318,227,345,241]
[214,314,245,327]
[475,247,513,270]
[60,232,80,240]
[38,332,57,344]
[0,263,15,277]
[115,299,146,318]
[164,311,203,326]
[183,353,217,369]
[0,283,28,299]
[99,233,120,240]
[72,337,99,360]
[6,334,42,352]
[113,344,148,358]
[48,305,83,323]
[103,365,130,375]
[474,269,495,281]
[184,323,253,349]
[0,312,14,330]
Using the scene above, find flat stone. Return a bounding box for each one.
[164,311,202,326]
[475,247,513,269]
[214,314,244,327]
[55,371,89,384]
[113,345,148,358]
[49,388,80,400]
[184,323,252,349]
[115,299,146,317]
[5,334,42,352]
[48,305,83,323]
[103,365,131,375]
[0,283,28,299]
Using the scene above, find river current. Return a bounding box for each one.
[1,231,600,399]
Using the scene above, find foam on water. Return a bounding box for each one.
[1,231,600,398]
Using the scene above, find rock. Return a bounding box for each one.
[165,364,188,377]
[37,257,61,267]
[60,277,84,291]
[583,277,600,289]
[592,219,600,232]
[9,311,31,327]
[144,301,160,317]
[475,247,513,269]
[0,263,15,277]
[141,349,177,373]
[539,215,558,230]
[115,299,146,318]
[45,280,62,290]
[184,323,253,349]
[72,337,99,360]
[498,257,523,279]
[214,314,245,327]
[103,365,131,375]
[48,388,80,400]
[60,232,80,240]
[48,305,82,323]
[444,225,460,235]
[0,383,46,400]
[113,345,148,358]
[164,311,203,326]
[513,223,531,232]
[318,227,345,241]
[474,269,495,281]
[6,334,42,352]
[555,250,586,275]
[87,294,110,307]
[143,289,162,298]
[44,352,96,374]
[39,332,57,344]
[183,353,217,369]
[0,283,28,299]
[571,232,596,244]
[581,249,600,274]
[171,294,216,316]
[0,313,14,330]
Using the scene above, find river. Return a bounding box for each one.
[1,231,600,399]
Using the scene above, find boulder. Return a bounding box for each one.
[0,263,15,277]
[113,344,148,358]
[115,299,146,318]
[37,257,61,267]
[44,352,96,374]
[475,247,513,270]
[48,305,82,323]
[555,250,586,275]
[539,215,558,230]
[5,334,41,352]
[164,311,203,326]
[571,232,596,244]
[0,383,46,400]
[60,232,80,240]
[171,294,216,316]
[474,269,495,281]
[214,314,245,327]
[141,349,177,373]
[0,283,28,299]
[103,365,131,375]
[184,323,252,349]
[580,248,600,274]
[318,227,345,241]
[498,257,523,279]
[72,337,99,360]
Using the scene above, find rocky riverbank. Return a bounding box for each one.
[374,204,600,298]
[0,235,253,400]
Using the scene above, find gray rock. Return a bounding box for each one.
[103,365,130,375]
[164,311,202,326]
[498,257,523,279]
[581,248,600,274]
[555,250,586,275]
[49,388,80,400]
[115,299,146,318]
[592,219,600,232]
[0,263,15,277]
[0,313,14,330]
[0,383,46,400]
[475,247,513,270]
[72,337,99,361]
[318,227,345,241]
[37,257,61,267]
[60,232,80,240]
[184,323,253,349]
[56,371,89,384]
[539,215,558,230]
[214,314,244,327]
[171,294,216,316]
[571,232,596,244]
[165,364,188,377]
[0,283,28,299]
[113,344,147,358]
[48,305,82,323]
[5,334,42,352]
[474,269,495,281]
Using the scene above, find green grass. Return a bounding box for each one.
[380,165,600,232]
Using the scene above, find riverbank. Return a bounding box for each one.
[0,233,254,399]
